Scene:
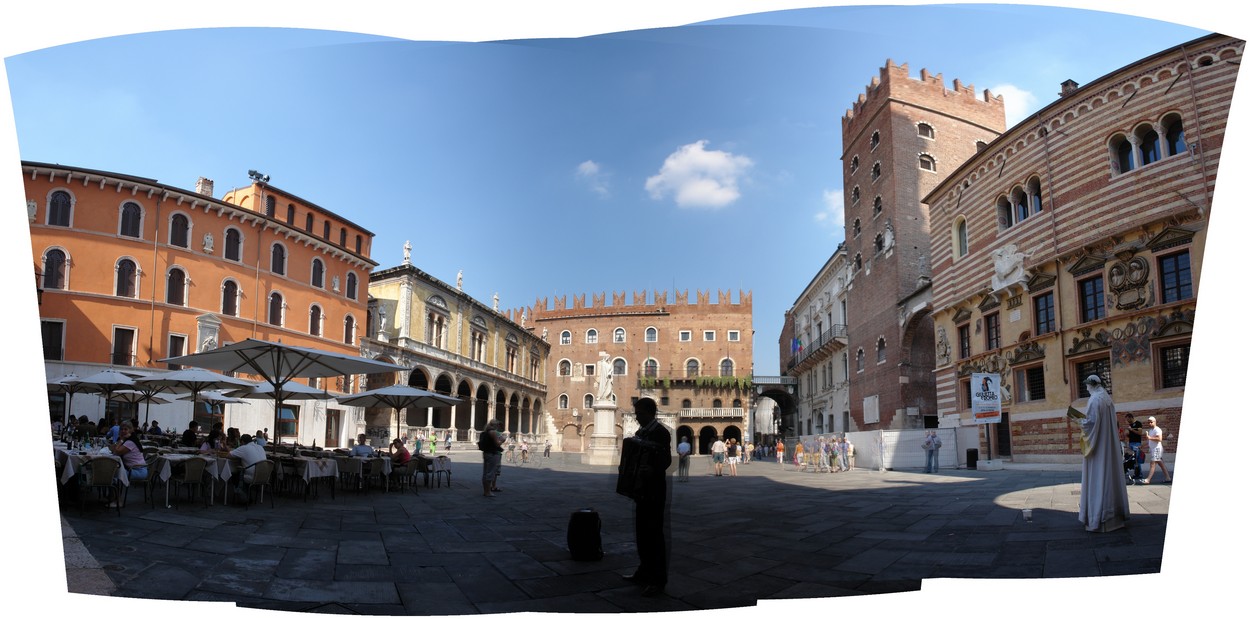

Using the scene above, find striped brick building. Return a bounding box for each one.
[925,34,1241,461]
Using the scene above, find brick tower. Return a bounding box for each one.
[840,60,1005,429]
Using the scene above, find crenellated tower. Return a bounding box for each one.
[840,60,1005,430]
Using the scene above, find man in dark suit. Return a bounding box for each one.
[619,397,672,597]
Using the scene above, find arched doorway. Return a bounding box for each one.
[723,425,742,444]
[676,425,695,453]
[698,426,719,455]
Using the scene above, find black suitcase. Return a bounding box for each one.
[567,508,604,561]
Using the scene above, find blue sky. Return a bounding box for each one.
[3,2,1246,613]
[3,4,1214,375]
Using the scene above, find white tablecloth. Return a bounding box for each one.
[54,448,129,487]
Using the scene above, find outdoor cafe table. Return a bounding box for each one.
[274,456,338,499]
[151,453,236,508]
[54,448,129,488]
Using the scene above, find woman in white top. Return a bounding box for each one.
[1141,416,1172,484]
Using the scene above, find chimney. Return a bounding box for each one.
[194,177,214,197]
[1059,79,1079,97]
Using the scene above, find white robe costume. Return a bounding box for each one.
[1078,380,1130,532]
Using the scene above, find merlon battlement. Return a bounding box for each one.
[842,58,1003,126]
[527,288,753,320]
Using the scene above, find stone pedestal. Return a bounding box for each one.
[977,459,1006,471]
[582,400,620,466]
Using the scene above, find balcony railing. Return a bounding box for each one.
[679,407,746,419]
[636,372,752,391]
[785,324,847,372]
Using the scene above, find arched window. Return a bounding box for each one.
[1028,177,1044,214]
[851,186,860,203]
[874,233,884,253]
[166,268,186,305]
[286,204,295,225]
[559,360,571,376]
[686,359,700,377]
[309,305,323,336]
[954,218,968,258]
[270,244,286,275]
[558,394,569,409]
[996,196,1014,230]
[919,154,936,172]
[344,315,356,344]
[170,213,190,248]
[584,394,594,409]
[645,327,657,342]
[221,280,239,316]
[1111,134,1134,174]
[613,358,627,376]
[322,221,331,239]
[871,162,881,181]
[119,202,142,238]
[586,329,598,344]
[873,196,883,217]
[116,259,137,297]
[856,349,865,371]
[224,229,242,262]
[47,190,72,226]
[346,272,358,299]
[644,359,658,377]
[849,156,859,174]
[876,337,887,363]
[854,253,862,271]
[720,359,734,377]
[613,327,626,343]
[560,330,572,345]
[1136,123,1161,165]
[1163,113,1186,156]
[918,123,934,139]
[311,259,324,288]
[304,213,314,233]
[355,234,363,254]
[268,292,283,326]
[870,130,880,150]
[852,218,861,237]
[339,228,347,246]
[681,399,692,409]
[1013,186,1030,223]
[713,398,723,409]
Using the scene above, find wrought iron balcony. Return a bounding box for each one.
[785,324,848,374]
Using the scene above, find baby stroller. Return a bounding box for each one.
[1122,442,1138,484]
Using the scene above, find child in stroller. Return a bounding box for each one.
[1122,442,1138,484]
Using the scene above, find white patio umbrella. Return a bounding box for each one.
[162,338,406,445]
[174,390,249,428]
[47,373,91,427]
[226,380,338,444]
[64,369,139,424]
[107,390,173,427]
[134,367,260,428]
[335,384,461,443]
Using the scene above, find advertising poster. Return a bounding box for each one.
[971,372,1002,424]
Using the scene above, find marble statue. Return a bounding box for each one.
[595,352,614,402]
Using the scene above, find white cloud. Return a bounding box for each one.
[644,140,753,209]
[576,159,610,198]
[989,83,1040,128]
[816,189,845,237]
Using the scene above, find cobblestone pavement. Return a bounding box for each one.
[57,452,1171,614]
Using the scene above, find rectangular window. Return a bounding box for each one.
[703,330,715,342]
[984,313,1000,350]
[728,331,740,342]
[1079,276,1105,323]
[584,364,595,376]
[278,404,300,440]
[679,330,691,342]
[1160,343,1190,388]
[1158,251,1192,303]
[960,379,972,411]
[1074,357,1111,398]
[41,320,64,361]
[167,334,186,370]
[1014,365,1045,402]
[112,326,136,366]
[958,324,971,359]
[1033,292,1056,335]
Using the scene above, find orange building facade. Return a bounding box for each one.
[30,161,380,446]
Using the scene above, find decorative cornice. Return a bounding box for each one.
[1067,327,1111,355]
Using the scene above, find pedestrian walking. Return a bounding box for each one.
[478,419,504,497]
[1123,413,1144,481]
[1140,416,1173,485]
[543,438,551,458]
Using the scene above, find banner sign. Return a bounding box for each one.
[971,372,1002,424]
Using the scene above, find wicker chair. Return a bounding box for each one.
[168,457,208,508]
[79,457,123,515]
[238,459,276,509]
